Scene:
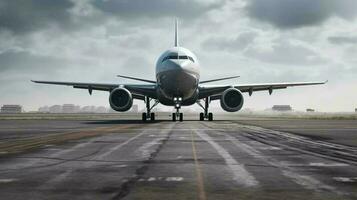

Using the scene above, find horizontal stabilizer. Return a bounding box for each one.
[199,76,240,84]
[117,75,156,83]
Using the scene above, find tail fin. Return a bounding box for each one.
[174,19,179,47]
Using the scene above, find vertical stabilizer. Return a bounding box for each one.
[174,19,179,47]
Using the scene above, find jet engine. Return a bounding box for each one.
[220,88,244,112]
[109,88,133,112]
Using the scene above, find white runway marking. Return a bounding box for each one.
[333,177,357,183]
[138,138,162,158]
[166,177,184,182]
[136,123,175,159]
[309,162,349,167]
[129,129,225,131]
[39,131,147,189]
[196,130,259,187]
[223,132,339,192]
[39,123,175,190]
[138,177,184,182]
[40,170,73,189]
[0,179,17,183]
[95,131,146,160]
[148,177,156,182]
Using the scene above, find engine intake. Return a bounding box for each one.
[220,88,244,112]
[109,88,133,112]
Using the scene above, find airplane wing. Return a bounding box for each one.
[31,80,157,100]
[198,81,327,100]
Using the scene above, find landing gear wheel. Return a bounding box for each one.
[199,113,204,121]
[150,113,155,121]
[172,113,176,121]
[142,113,147,122]
[179,113,183,122]
[208,113,213,121]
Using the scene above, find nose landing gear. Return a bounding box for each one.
[172,97,183,122]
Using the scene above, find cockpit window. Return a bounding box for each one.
[161,53,177,62]
[162,54,195,63]
[179,55,188,59]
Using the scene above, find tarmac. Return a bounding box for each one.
[0,117,356,200]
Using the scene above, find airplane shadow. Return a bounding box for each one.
[84,119,232,124]
[84,120,163,125]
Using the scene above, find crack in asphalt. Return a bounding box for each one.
[110,126,174,200]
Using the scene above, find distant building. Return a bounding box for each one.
[355,108,357,112]
[62,104,77,113]
[95,106,107,113]
[49,105,62,113]
[306,108,315,112]
[1,105,22,113]
[81,106,96,113]
[272,105,292,111]
[38,106,49,113]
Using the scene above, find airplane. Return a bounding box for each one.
[32,20,327,122]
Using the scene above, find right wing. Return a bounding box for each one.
[199,80,327,99]
[199,75,240,84]
[31,80,157,100]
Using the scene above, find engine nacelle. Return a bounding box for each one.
[220,88,244,112]
[109,88,133,112]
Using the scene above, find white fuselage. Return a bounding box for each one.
[155,47,200,106]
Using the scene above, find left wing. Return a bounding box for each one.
[199,80,327,99]
[31,80,157,100]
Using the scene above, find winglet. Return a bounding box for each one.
[174,19,179,47]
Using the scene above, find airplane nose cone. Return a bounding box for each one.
[167,59,190,71]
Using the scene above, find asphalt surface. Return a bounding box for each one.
[0,118,356,200]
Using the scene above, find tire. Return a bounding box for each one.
[150,113,155,121]
[172,113,176,121]
[142,113,147,122]
[208,113,213,121]
[179,113,183,122]
[199,113,204,121]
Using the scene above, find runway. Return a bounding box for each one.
[0,118,356,200]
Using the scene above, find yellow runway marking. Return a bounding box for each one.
[190,131,207,200]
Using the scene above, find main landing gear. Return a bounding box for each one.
[197,97,213,121]
[172,97,183,122]
[142,96,159,122]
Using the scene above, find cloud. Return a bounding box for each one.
[0,50,67,73]
[244,40,326,65]
[201,31,258,51]
[245,0,357,29]
[328,36,357,45]
[0,0,75,34]
[91,0,224,19]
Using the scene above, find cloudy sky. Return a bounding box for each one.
[1,0,357,112]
